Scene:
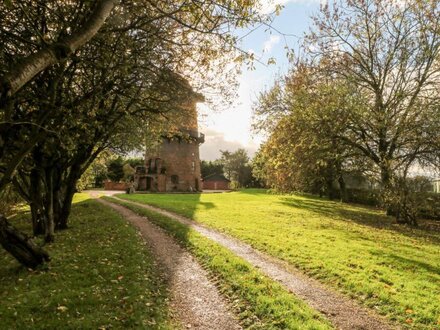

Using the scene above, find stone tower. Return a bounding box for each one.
[134,81,204,192]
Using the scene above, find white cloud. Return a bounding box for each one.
[199,128,258,161]
[263,35,280,53]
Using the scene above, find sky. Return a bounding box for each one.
[199,0,322,161]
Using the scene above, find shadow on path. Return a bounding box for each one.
[96,197,241,330]
[113,196,395,330]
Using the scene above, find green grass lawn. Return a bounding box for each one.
[106,196,331,330]
[0,194,172,329]
[119,189,440,329]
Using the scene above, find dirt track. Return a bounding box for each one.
[96,198,241,330]
[113,196,396,330]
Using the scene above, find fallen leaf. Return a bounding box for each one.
[57,306,68,312]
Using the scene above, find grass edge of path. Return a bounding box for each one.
[103,196,333,330]
[0,197,173,330]
[117,191,440,329]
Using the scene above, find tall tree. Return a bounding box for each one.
[220,149,253,187]
[0,0,264,266]
[306,0,440,188]
[253,64,360,199]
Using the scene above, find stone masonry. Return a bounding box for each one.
[134,82,204,192]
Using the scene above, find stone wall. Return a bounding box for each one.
[104,181,129,191]
[202,180,230,190]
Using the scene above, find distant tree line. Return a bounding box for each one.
[253,1,440,226]
[201,149,263,188]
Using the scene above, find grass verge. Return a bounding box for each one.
[118,190,440,329]
[104,196,332,330]
[0,195,172,329]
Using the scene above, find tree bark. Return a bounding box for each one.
[338,175,347,202]
[380,163,393,215]
[0,214,50,269]
[0,0,117,98]
[30,169,45,236]
[56,186,75,230]
[44,168,55,243]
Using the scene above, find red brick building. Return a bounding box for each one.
[202,173,231,190]
[134,80,204,192]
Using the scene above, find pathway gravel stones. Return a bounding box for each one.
[114,196,396,330]
[96,198,241,330]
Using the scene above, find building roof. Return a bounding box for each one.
[203,173,230,182]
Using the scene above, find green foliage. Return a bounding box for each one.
[0,0,267,244]
[106,156,143,183]
[253,0,440,223]
[384,176,440,225]
[220,149,256,187]
[0,197,172,329]
[106,157,125,182]
[125,158,144,169]
[200,160,224,178]
[106,197,331,330]
[252,65,365,199]
[119,190,440,328]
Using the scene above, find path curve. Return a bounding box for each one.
[115,196,396,330]
[96,198,241,330]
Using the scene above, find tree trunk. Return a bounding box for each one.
[380,165,392,188]
[56,189,75,230]
[44,168,55,242]
[30,169,45,236]
[380,163,393,215]
[335,160,347,202]
[0,214,50,269]
[325,164,336,200]
[30,203,45,236]
[56,161,85,229]
[326,178,336,200]
[338,175,347,202]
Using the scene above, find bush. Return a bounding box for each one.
[343,188,440,221]
[413,192,440,220]
[344,189,380,206]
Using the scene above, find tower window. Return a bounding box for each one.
[171,175,179,184]
[191,161,195,172]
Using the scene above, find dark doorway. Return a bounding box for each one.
[147,177,152,190]
[195,178,199,191]
[139,177,147,191]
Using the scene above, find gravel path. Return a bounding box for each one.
[115,197,396,330]
[96,198,241,330]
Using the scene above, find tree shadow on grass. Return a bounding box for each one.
[369,250,440,276]
[117,191,211,220]
[278,196,440,244]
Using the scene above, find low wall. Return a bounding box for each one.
[202,181,230,190]
[104,181,129,191]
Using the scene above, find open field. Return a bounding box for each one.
[0,194,171,329]
[119,189,440,328]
